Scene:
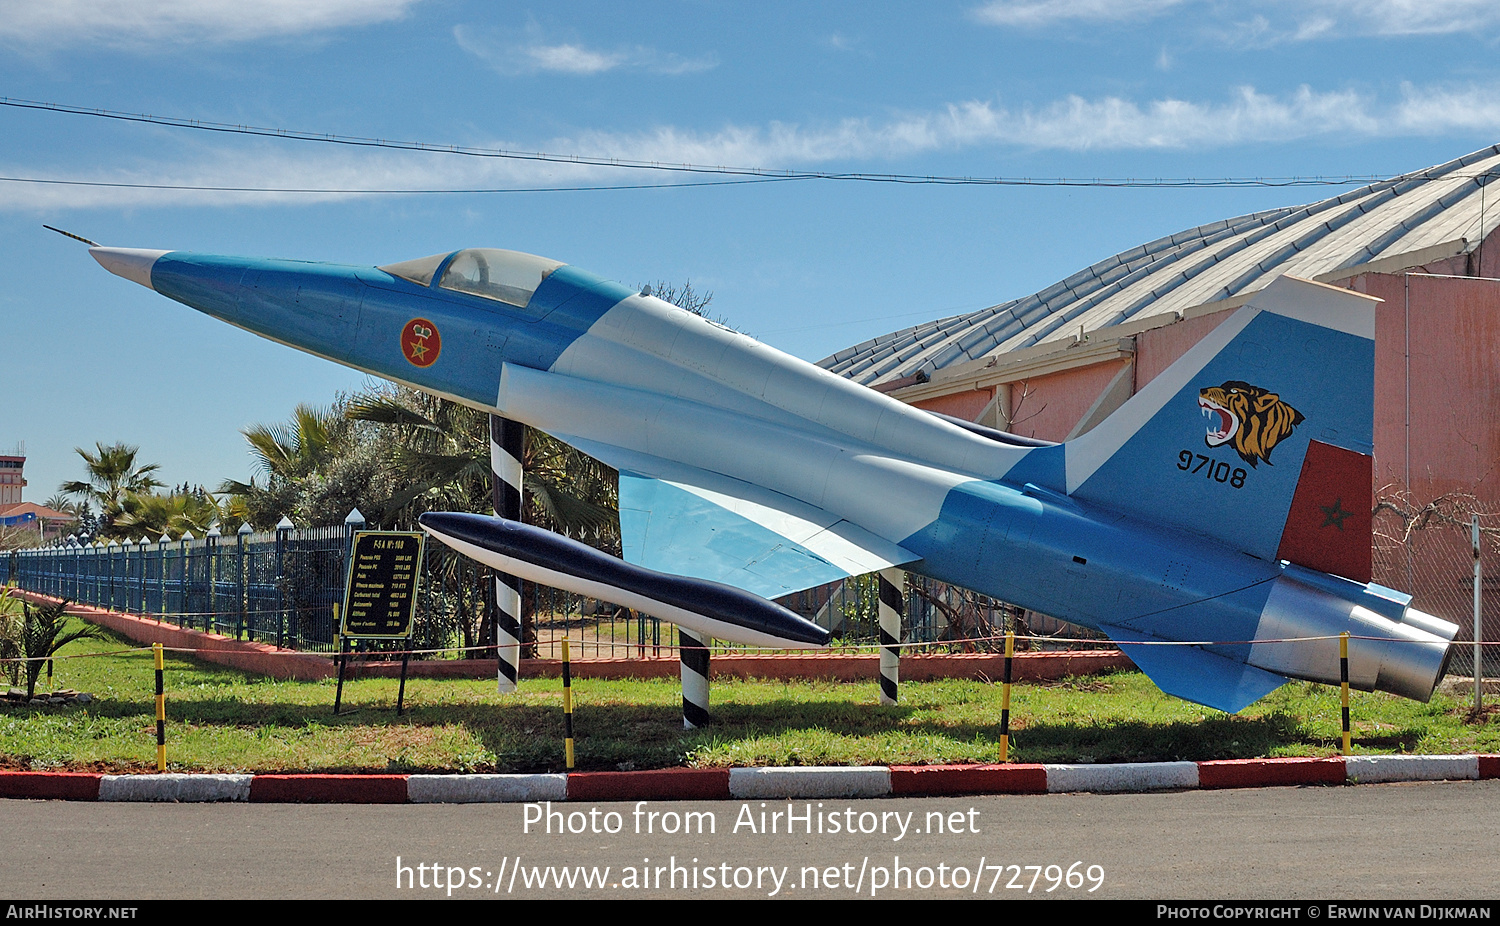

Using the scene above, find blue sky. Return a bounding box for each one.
[5,0,1500,513]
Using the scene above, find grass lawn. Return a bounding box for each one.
[3,620,1498,774]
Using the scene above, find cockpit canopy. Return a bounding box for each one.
[379,248,564,309]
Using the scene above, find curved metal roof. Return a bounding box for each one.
[821,145,1500,386]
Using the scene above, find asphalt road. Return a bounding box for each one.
[5,781,1498,901]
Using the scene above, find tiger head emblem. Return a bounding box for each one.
[1197,381,1304,468]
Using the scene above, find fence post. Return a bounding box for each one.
[104,540,115,611]
[343,509,365,550]
[1474,513,1483,714]
[66,535,78,601]
[86,540,97,606]
[178,531,192,629]
[275,516,294,649]
[237,522,252,640]
[157,533,170,620]
[342,509,365,652]
[206,526,220,635]
[136,537,148,617]
[343,509,365,565]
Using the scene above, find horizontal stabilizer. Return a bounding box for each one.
[558,436,919,599]
[1101,623,1288,714]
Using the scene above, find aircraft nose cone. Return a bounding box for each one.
[89,247,168,290]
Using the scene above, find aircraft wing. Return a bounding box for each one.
[558,435,919,600]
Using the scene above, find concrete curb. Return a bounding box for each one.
[408,773,567,803]
[98,773,251,802]
[1044,761,1199,793]
[3,755,1498,803]
[1344,754,1479,783]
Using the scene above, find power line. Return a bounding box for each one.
[0,96,1400,190]
[0,174,802,195]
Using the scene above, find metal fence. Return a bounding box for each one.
[1373,498,1499,679]
[3,523,347,651]
[0,513,1106,660]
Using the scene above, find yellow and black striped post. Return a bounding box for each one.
[999,630,1015,762]
[1339,631,1351,756]
[153,642,166,772]
[562,640,575,769]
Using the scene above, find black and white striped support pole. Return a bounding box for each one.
[679,629,710,729]
[877,569,904,706]
[491,415,526,694]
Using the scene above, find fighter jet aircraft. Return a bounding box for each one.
[87,243,1457,712]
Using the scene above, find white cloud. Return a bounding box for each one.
[454,24,716,76]
[1325,0,1500,36]
[974,0,1500,39]
[0,0,423,47]
[520,43,624,75]
[971,0,1186,27]
[7,82,1500,211]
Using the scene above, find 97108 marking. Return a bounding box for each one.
[1177,450,1247,488]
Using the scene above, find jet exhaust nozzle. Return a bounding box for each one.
[418,511,831,649]
[1249,571,1460,702]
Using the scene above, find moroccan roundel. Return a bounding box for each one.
[401,318,441,368]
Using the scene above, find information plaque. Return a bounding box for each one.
[340,531,424,638]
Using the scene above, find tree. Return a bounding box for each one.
[639,279,743,331]
[15,599,104,699]
[111,487,223,539]
[241,404,341,482]
[344,386,618,542]
[58,442,164,534]
[218,402,380,530]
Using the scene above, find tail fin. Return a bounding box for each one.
[1064,275,1377,578]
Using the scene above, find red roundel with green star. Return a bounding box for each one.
[401,318,441,368]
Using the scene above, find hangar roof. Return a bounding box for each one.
[820,145,1500,387]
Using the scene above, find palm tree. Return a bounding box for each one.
[219,404,344,530]
[58,442,164,533]
[345,387,617,542]
[112,488,224,539]
[17,599,104,699]
[238,404,341,482]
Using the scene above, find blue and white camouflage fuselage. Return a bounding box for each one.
[88,245,1457,712]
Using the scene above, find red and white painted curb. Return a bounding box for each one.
[3,755,1498,803]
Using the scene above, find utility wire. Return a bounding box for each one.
[0,174,803,195]
[0,95,1399,190]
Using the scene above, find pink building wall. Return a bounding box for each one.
[1000,358,1133,443]
[912,387,994,422]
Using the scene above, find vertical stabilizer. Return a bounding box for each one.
[1064,276,1377,574]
